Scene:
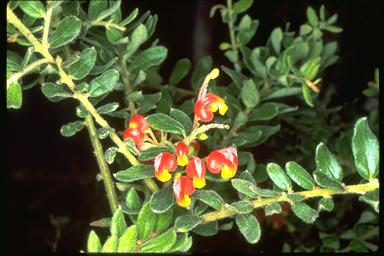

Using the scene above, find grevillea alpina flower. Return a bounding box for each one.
[123,128,145,148]
[176,141,189,166]
[173,174,195,208]
[129,114,150,133]
[154,152,177,182]
[206,147,238,180]
[186,157,207,189]
[194,68,228,122]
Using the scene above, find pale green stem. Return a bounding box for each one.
[91,21,126,32]
[85,115,119,213]
[7,58,49,88]
[201,178,379,223]
[226,0,241,71]
[42,6,53,48]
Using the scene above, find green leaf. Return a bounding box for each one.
[231,179,258,198]
[105,147,117,164]
[136,201,157,240]
[129,46,167,71]
[193,190,224,210]
[114,165,155,182]
[300,24,313,35]
[69,47,97,80]
[41,82,72,102]
[318,198,334,212]
[125,139,140,156]
[262,87,301,100]
[300,57,321,80]
[60,121,84,137]
[175,215,202,233]
[238,152,256,173]
[150,185,175,213]
[88,0,108,19]
[359,189,379,213]
[89,69,119,97]
[170,108,193,135]
[267,163,292,191]
[90,57,118,75]
[169,58,191,86]
[221,65,247,88]
[137,92,162,114]
[146,113,185,135]
[90,217,111,228]
[302,83,314,107]
[125,24,148,58]
[19,1,45,18]
[315,143,343,181]
[265,202,282,216]
[191,55,212,90]
[140,228,177,252]
[125,188,142,215]
[97,127,111,139]
[117,225,137,252]
[306,6,318,27]
[192,221,219,237]
[292,202,319,224]
[87,230,101,253]
[154,208,174,233]
[49,16,81,49]
[351,117,379,180]
[139,146,173,161]
[230,200,253,214]
[325,25,343,33]
[111,207,127,237]
[236,214,261,244]
[97,102,119,114]
[219,222,234,231]
[286,161,315,190]
[313,171,343,190]
[271,27,283,54]
[249,103,278,121]
[120,8,139,26]
[7,82,22,109]
[101,235,118,252]
[233,0,254,14]
[237,20,259,45]
[169,233,193,252]
[241,79,259,108]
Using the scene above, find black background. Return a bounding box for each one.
[7,0,382,252]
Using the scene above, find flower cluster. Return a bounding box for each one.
[122,69,238,208]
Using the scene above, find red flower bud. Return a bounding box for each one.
[123,128,145,149]
[194,93,228,122]
[129,114,150,133]
[176,141,189,166]
[206,147,238,179]
[173,174,195,208]
[186,157,207,189]
[154,152,177,182]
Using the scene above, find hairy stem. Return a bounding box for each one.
[226,0,241,71]
[85,115,119,213]
[201,179,379,223]
[7,58,49,88]
[42,6,53,48]
[91,21,126,31]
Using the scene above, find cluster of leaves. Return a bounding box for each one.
[7,0,379,253]
[88,116,379,252]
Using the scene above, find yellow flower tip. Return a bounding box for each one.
[208,68,220,80]
[198,133,208,141]
[177,155,189,166]
[193,177,206,189]
[156,169,172,182]
[129,122,138,129]
[218,102,228,115]
[177,194,192,208]
[221,165,236,180]
[210,103,219,113]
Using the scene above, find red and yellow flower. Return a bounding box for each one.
[123,128,145,149]
[175,141,189,166]
[129,114,150,133]
[173,174,195,208]
[206,147,238,179]
[154,152,177,182]
[186,157,207,189]
[194,68,228,122]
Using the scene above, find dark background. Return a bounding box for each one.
[7,0,382,252]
